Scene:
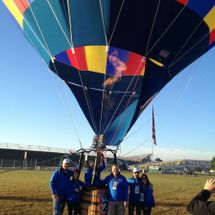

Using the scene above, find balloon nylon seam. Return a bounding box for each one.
[103,59,145,134]
[108,67,143,145]
[169,20,204,66]
[108,0,125,44]
[21,2,52,59]
[145,2,189,56]
[168,33,209,68]
[27,0,90,145]
[46,0,72,47]
[66,0,75,51]
[98,0,110,136]
[46,0,99,133]
[103,59,145,137]
[121,61,199,156]
[145,0,161,54]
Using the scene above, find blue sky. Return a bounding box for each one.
[0,2,214,161]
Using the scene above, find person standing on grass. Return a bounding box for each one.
[140,173,155,215]
[187,178,215,215]
[50,158,74,215]
[127,168,142,215]
[102,164,128,215]
[66,168,85,215]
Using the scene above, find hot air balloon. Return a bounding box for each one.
[3,0,215,149]
[3,0,215,213]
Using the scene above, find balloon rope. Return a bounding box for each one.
[169,20,204,66]
[108,1,196,144]
[103,59,145,134]
[66,0,75,51]
[108,74,141,144]
[67,63,99,135]
[145,0,161,54]
[168,33,209,68]
[25,0,88,146]
[108,0,125,44]
[120,59,200,157]
[121,136,151,157]
[122,68,195,143]
[66,0,98,144]
[145,2,189,56]
[46,0,72,47]
[98,0,109,46]
[98,0,109,135]
[62,83,83,149]
[19,1,51,59]
[45,0,98,133]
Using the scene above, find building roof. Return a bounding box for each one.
[0,142,74,154]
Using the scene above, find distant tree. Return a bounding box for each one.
[155,158,163,162]
[211,157,215,170]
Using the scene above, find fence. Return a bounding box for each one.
[0,159,78,171]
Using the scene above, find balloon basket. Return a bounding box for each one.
[80,187,109,215]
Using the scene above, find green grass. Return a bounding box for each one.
[0,170,214,215]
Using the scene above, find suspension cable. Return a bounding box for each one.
[66,0,75,52]
[98,0,109,136]
[108,0,125,44]
[120,58,202,157]
[145,2,189,56]
[103,58,145,134]
[145,0,161,54]
[168,33,209,68]
[25,0,86,146]
[169,20,204,66]
[45,0,99,134]
[46,0,72,47]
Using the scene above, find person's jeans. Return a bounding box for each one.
[68,201,80,215]
[53,195,66,215]
[142,206,152,215]
[129,201,141,215]
[108,201,125,215]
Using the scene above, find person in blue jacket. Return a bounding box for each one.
[102,164,128,215]
[127,168,142,215]
[66,168,85,215]
[50,158,74,215]
[140,173,155,215]
[84,153,106,187]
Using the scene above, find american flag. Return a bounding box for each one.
[152,106,157,145]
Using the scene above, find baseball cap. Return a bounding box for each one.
[133,167,140,173]
[62,158,71,165]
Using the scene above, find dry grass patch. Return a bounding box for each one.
[0,170,214,214]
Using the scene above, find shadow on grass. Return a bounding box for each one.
[0,196,50,202]
[0,196,187,208]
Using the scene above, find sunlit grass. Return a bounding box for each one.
[0,170,214,215]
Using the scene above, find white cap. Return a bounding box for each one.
[62,158,71,165]
[133,167,140,173]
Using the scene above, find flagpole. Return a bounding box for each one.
[152,105,156,157]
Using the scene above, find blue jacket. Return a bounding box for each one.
[141,185,155,207]
[66,179,85,203]
[85,161,105,187]
[50,167,73,196]
[103,174,128,202]
[127,177,142,202]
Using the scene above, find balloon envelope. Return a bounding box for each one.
[3,0,215,146]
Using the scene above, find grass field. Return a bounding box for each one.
[0,170,214,215]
